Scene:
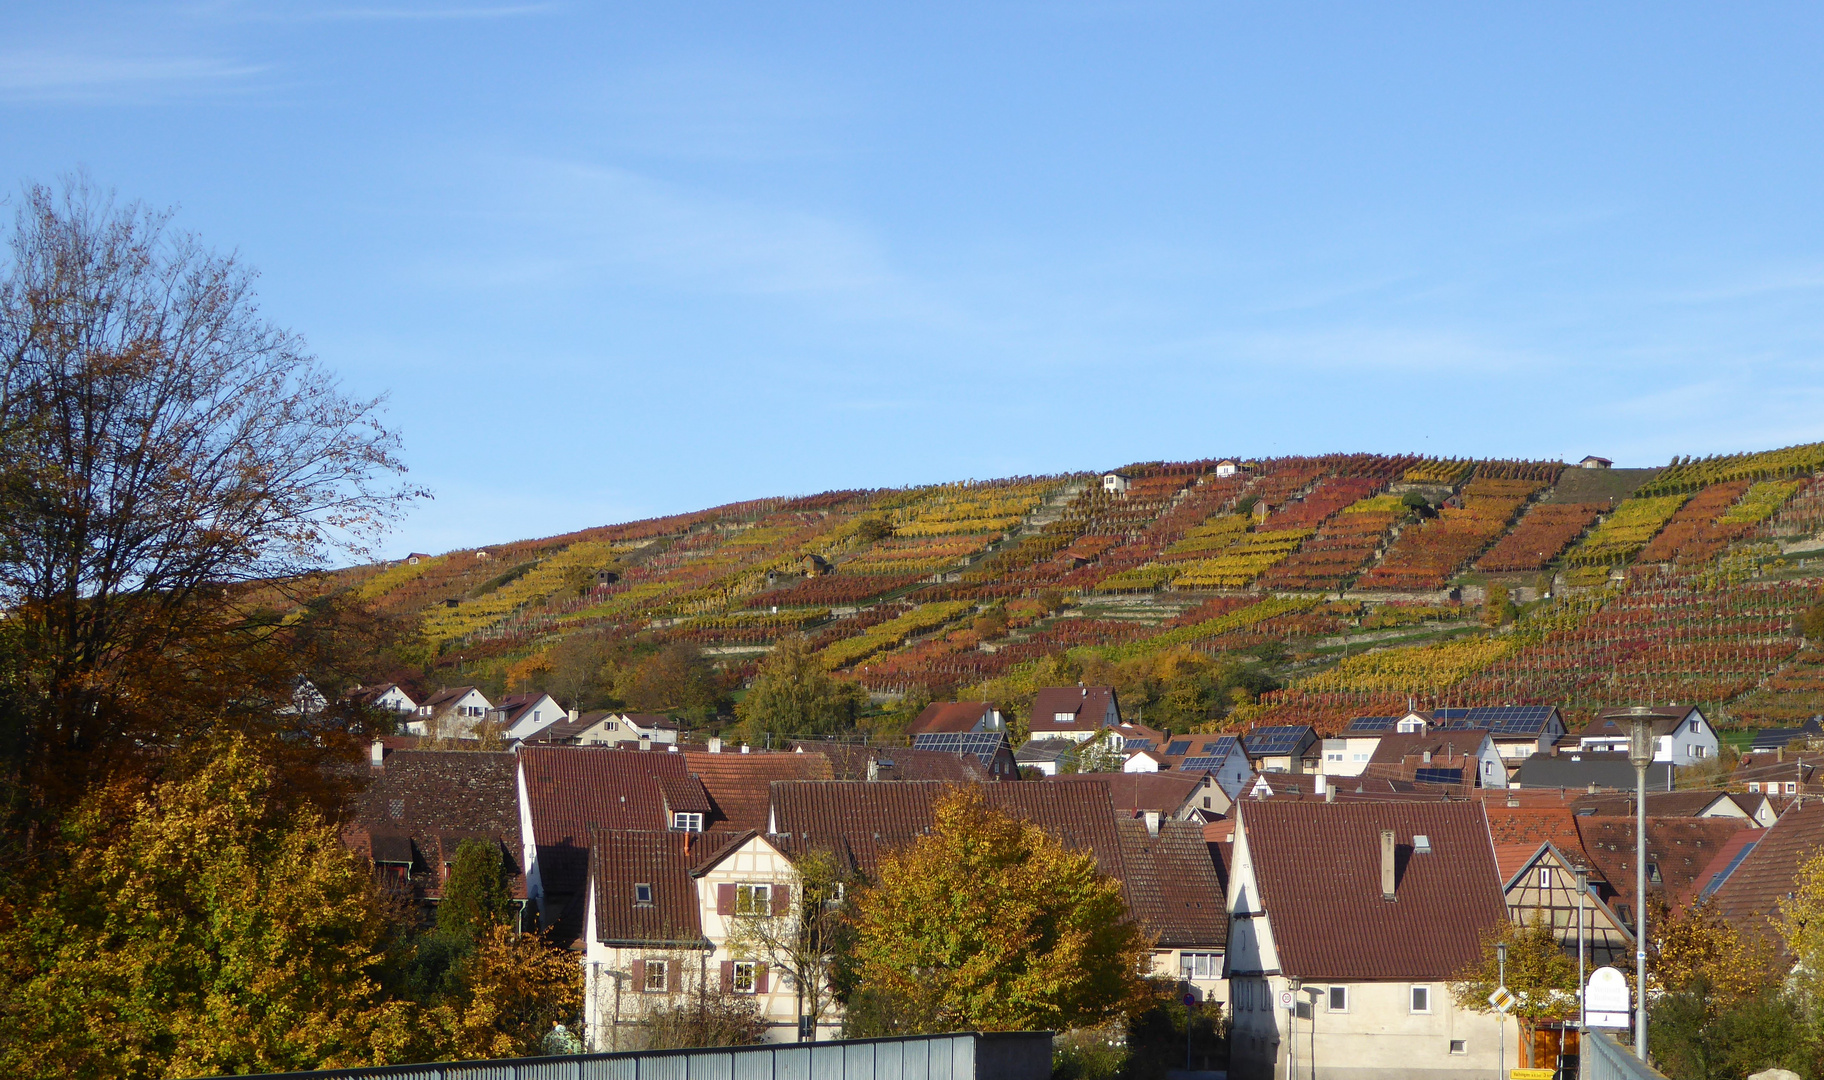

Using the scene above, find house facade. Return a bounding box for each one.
[1225,801,1512,1080]
[1579,706,1719,766]
[491,692,567,742]
[406,686,495,738]
[1028,686,1122,743]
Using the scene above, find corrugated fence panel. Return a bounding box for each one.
[685,1051,733,1080]
[809,1042,845,1080]
[871,1039,903,1080]
[948,1036,972,1080]
[582,1060,637,1080]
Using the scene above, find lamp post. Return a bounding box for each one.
[1497,941,1508,1080]
[1576,868,1589,1040]
[1627,706,1656,1064]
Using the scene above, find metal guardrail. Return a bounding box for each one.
[197,1031,1054,1080]
[1582,1029,1667,1080]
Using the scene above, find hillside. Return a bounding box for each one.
[334,445,1824,737]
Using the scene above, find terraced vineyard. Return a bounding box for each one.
[330,444,1824,737]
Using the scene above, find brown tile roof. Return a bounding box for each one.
[1030,686,1120,736]
[518,746,689,899]
[1733,752,1824,790]
[1710,801,1824,950]
[521,711,606,745]
[1575,816,1751,925]
[1041,771,1208,816]
[419,685,485,714]
[1366,729,1490,767]
[1115,818,1227,949]
[908,701,998,735]
[682,750,834,832]
[1483,805,1592,880]
[1581,706,1705,740]
[1679,828,1762,912]
[659,776,714,815]
[767,780,1127,881]
[1234,772,1459,803]
[791,742,990,783]
[585,829,709,949]
[344,749,524,901]
[1238,801,1508,980]
[1569,791,1745,819]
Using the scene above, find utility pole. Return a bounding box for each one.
[1628,707,1655,1065]
[1498,941,1508,1080]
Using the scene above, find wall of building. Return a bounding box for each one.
[1228,977,1513,1080]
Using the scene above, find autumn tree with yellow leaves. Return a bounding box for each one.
[841,787,1151,1036]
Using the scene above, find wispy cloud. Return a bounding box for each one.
[0,51,263,102]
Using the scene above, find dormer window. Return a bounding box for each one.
[635,883,653,905]
[672,812,704,833]
[1054,712,1074,725]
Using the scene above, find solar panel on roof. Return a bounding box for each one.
[1244,726,1311,756]
[1124,737,1154,752]
[1413,767,1463,785]
[1345,716,1399,732]
[1166,740,1191,756]
[1179,756,1225,771]
[1699,839,1761,900]
[1462,705,1556,735]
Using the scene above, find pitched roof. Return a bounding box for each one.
[1240,725,1316,760]
[1030,686,1119,735]
[1575,816,1751,923]
[1115,818,1227,949]
[419,685,487,713]
[1513,753,1674,790]
[521,710,608,744]
[1367,729,1491,766]
[1236,772,1458,803]
[517,746,689,898]
[1749,721,1822,752]
[1682,829,1762,910]
[766,780,1127,880]
[1431,705,1563,736]
[1483,805,1591,880]
[659,775,714,815]
[682,750,833,831]
[908,701,998,736]
[344,749,524,901]
[1569,790,1745,820]
[1581,706,1706,740]
[904,733,1012,774]
[1238,801,1508,980]
[1016,738,1080,764]
[346,682,413,708]
[1710,801,1824,949]
[586,829,709,949]
[802,740,992,782]
[623,712,680,731]
[1041,771,1208,815]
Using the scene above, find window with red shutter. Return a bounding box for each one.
[630,959,645,991]
[771,884,790,917]
[755,963,769,994]
[720,960,735,991]
[717,883,737,915]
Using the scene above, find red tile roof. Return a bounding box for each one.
[1679,829,1762,912]
[585,829,709,949]
[1483,805,1591,880]
[1030,686,1119,736]
[1115,818,1227,949]
[767,779,1127,880]
[343,749,525,902]
[518,746,689,899]
[1237,800,1508,980]
[1041,771,1209,816]
[908,701,998,735]
[1568,791,1745,819]
[682,750,834,831]
[1575,816,1751,925]
[791,742,990,783]
[1710,801,1824,950]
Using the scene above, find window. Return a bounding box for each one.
[1328,986,1348,1012]
[634,883,653,905]
[1353,751,1371,762]
[1690,719,1700,734]
[733,960,757,993]
[1693,745,1707,759]
[1054,712,1075,725]
[1539,866,1552,890]
[1750,782,1762,793]
[1450,1040,1467,1055]
[1179,953,1218,980]
[1647,862,1662,885]
[1789,782,1800,794]
[644,959,669,992]
[672,812,704,832]
[736,883,773,915]
[1202,797,1211,809]
[1410,985,1431,1013]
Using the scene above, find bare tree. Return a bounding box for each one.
[0,176,422,826]
[726,849,852,1041]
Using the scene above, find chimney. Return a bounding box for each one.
[568,708,579,722]
[1380,829,1397,900]
[867,758,880,782]
[1143,810,1161,837]
[370,739,385,770]
[740,743,751,754]
[1779,746,1786,763]
[1314,774,1328,798]
[708,736,723,754]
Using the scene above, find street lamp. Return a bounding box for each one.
[1497,942,1508,1080]
[1627,706,1656,1064]
[1576,868,1590,1040]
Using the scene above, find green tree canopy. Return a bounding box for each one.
[438,838,514,945]
[843,786,1150,1035]
[735,635,863,742]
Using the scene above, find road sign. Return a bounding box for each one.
[1183,993,1197,1009]
[1487,986,1516,1013]
[1279,990,1295,1010]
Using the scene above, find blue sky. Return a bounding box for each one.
[6,2,1824,556]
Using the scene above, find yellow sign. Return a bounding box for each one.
[1510,1070,1556,1080]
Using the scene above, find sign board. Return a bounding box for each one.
[1487,986,1516,1013]
[1585,966,1630,1028]
[1183,993,1197,1009]
[1511,1070,1556,1080]
[1279,990,1295,1010]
